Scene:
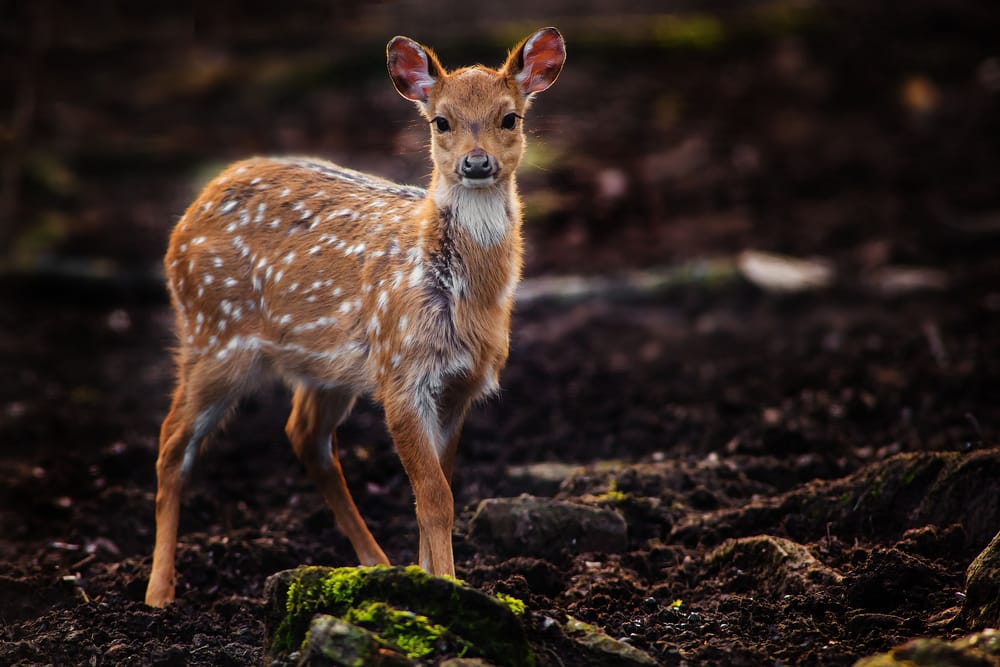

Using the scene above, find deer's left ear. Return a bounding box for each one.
[504,27,566,96]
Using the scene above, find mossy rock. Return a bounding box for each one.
[853,629,1000,666]
[300,614,413,666]
[563,616,658,666]
[265,566,532,667]
[955,529,1000,628]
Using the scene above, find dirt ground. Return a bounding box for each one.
[2,1,999,665]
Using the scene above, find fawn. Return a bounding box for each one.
[145,28,566,606]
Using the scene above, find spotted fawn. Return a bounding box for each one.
[145,28,566,606]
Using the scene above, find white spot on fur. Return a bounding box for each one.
[220,200,237,214]
[292,316,339,333]
[408,265,424,287]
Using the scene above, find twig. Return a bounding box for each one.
[70,552,97,571]
[922,321,949,369]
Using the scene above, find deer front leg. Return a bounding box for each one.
[383,391,455,577]
[418,389,471,571]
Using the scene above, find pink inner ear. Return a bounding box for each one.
[516,29,566,94]
[389,38,436,102]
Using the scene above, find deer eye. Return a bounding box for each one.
[432,117,450,132]
[501,112,520,130]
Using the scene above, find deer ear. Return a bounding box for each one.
[504,27,566,96]
[387,36,443,103]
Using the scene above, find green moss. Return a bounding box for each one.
[276,566,380,653]
[494,593,526,616]
[593,478,630,505]
[345,600,464,659]
[286,565,372,615]
[270,566,535,666]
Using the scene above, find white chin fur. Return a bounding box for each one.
[460,176,496,188]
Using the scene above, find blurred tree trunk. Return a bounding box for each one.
[1,1,49,255]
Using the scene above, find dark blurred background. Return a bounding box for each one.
[3,0,999,288]
[2,5,1000,663]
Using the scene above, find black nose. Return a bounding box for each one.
[460,151,494,179]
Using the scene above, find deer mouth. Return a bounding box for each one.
[459,174,498,188]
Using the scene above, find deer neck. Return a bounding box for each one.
[428,176,523,307]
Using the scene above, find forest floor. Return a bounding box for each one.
[1,1,999,665]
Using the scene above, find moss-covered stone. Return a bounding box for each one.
[853,629,1000,666]
[265,566,533,667]
[563,616,658,666]
[344,600,464,659]
[299,614,412,666]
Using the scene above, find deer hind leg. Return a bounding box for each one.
[146,362,233,607]
[285,385,390,566]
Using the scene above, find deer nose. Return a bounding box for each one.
[460,150,494,179]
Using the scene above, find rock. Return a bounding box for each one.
[705,535,842,597]
[955,529,1000,628]
[468,495,628,560]
[264,566,532,667]
[563,616,658,666]
[737,249,834,292]
[299,614,412,666]
[853,629,1000,666]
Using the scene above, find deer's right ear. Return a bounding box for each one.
[387,36,442,103]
